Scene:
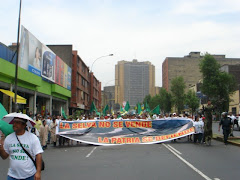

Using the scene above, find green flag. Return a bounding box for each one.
[152,105,160,114]
[0,120,14,136]
[125,101,130,112]
[90,101,97,113]
[120,106,124,114]
[0,102,8,120]
[61,107,67,119]
[0,103,14,136]
[137,103,142,115]
[145,102,150,112]
[103,104,109,116]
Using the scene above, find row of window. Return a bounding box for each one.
[77,59,89,75]
[77,90,90,102]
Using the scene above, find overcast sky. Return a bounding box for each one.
[1,0,240,88]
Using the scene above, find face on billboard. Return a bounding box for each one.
[28,32,42,76]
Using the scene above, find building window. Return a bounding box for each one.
[76,75,79,86]
[81,91,84,100]
[82,64,85,73]
[82,77,85,87]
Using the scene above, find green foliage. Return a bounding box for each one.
[142,89,172,114]
[143,95,151,105]
[185,90,199,115]
[199,54,237,112]
[159,88,172,113]
[149,94,161,110]
[170,76,186,114]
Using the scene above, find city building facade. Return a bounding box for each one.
[1,39,102,117]
[103,86,115,112]
[162,52,240,92]
[115,59,156,107]
[220,64,240,115]
[90,72,101,111]
[0,43,71,116]
[70,50,91,114]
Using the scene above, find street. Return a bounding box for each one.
[0,123,239,180]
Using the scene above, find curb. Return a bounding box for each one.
[213,133,240,147]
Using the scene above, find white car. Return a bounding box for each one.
[237,116,240,131]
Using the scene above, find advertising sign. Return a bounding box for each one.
[19,26,42,76]
[41,45,55,82]
[55,56,71,90]
[19,26,72,89]
[56,118,194,146]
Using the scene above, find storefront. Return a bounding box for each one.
[0,57,71,116]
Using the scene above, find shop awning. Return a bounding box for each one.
[0,89,27,104]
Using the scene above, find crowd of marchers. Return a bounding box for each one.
[2,102,238,150]
[26,103,238,148]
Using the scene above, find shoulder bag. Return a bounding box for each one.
[16,134,45,171]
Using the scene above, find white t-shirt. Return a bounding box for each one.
[230,115,236,123]
[4,131,43,179]
[193,121,204,134]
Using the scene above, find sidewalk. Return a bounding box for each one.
[212,121,240,146]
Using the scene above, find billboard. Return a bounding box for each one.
[55,56,72,90]
[19,26,71,89]
[41,44,55,82]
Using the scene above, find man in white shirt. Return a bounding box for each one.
[193,116,204,143]
[0,117,43,180]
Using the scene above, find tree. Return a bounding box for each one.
[170,76,186,114]
[143,95,151,105]
[159,88,172,114]
[185,90,199,116]
[199,54,237,114]
[149,94,161,110]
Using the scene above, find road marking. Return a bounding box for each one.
[163,144,212,180]
[86,147,97,158]
[213,178,221,180]
[167,144,182,155]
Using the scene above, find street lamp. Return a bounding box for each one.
[90,54,113,72]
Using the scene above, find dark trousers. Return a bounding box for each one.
[223,129,230,143]
[194,133,203,143]
[59,136,65,146]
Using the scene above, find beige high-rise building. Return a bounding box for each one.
[162,52,240,92]
[115,59,155,107]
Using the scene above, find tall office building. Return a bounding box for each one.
[162,52,240,91]
[115,59,155,107]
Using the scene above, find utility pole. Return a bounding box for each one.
[14,0,22,112]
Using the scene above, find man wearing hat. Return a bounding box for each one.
[0,117,43,180]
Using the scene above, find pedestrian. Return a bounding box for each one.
[56,115,64,146]
[202,100,214,146]
[39,120,49,150]
[50,118,57,147]
[193,116,204,144]
[0,117,43,180]
[34,115,42,132]
[45,116,52,144]
[229,112,237,136]
[219,112,232,145]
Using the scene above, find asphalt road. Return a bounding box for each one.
[0,124,239,180]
